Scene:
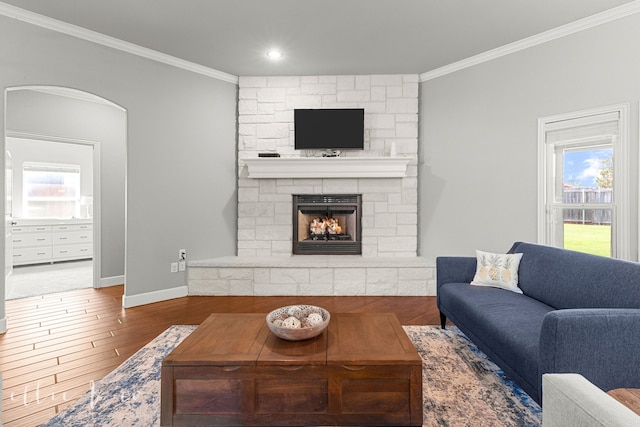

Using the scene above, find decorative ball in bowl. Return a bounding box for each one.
[266,305,330,341]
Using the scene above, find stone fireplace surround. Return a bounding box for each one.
[188,74,436,296]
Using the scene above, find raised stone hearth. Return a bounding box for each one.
[188,256,435,296]
[188,74,437,297]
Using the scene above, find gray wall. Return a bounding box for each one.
[419,13,640,260]
[6,89,125,278]
[0,15,237,323]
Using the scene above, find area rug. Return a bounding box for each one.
[39,325,542,427]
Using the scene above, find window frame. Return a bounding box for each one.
[537,103,630,260]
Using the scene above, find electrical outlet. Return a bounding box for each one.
[170,262,178,273]
[179,249,187,260]
[178,261,186,272]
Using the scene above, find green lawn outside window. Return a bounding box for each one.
[563,223,611,257]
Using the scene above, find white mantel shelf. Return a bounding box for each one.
[243,156,411,179]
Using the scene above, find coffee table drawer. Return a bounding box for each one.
[256,378,328,414]
[175,379,247,414]
[331,364,421,426]
[341,377,411,413]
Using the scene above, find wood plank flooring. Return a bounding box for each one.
[0,285,440,427]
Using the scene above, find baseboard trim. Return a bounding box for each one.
[98,275,125,288]
[0,316,7,334]
[122,286,188,308]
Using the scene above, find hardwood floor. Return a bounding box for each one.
[0,285,440,426]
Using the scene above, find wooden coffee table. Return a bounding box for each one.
[161,312,422,426]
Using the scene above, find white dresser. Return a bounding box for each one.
[12,219,93,266]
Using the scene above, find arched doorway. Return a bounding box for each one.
[3,86,126,310]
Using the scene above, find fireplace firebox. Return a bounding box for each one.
[293,194,362,255]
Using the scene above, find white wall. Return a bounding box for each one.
[419,12,640,260]
[0,13,237,324]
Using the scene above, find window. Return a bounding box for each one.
[538,105,629,259]
[23,162,81,218]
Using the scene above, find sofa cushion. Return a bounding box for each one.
[470,249,523,293]
[509,242,640,310]
[439,282,555,394]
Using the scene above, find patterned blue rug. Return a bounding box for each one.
[39,325,541,427]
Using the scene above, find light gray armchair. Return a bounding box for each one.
[542,373,640,427]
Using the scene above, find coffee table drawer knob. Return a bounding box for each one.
[342,365,367,371]
[278,365,304,371]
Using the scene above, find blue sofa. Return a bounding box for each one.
[436,241,640,404]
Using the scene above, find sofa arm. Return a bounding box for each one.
[542,373,640,427]
[436,256,476,289]
[436,257,477,327]
[540,309,640,393]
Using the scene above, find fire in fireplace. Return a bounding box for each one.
[293,194,362,255]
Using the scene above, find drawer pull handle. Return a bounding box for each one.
[221,366,241,372]
[342,365,367,371]
[278,366,304,371]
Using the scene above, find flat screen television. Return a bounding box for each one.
[294,108,364,150]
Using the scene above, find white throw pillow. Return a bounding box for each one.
[470,250,523,294]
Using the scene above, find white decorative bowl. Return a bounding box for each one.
[266,305,331,341]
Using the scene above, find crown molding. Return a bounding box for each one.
[420,1,640,82]
[0,2,239,85]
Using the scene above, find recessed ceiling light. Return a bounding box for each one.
[266,49,283,60]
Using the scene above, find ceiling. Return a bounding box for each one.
[1,0,637,77]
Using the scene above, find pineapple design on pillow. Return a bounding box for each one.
[478,254,489,279]
[487,254,502,281]
[501,256,512,283]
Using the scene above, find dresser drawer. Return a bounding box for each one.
[52,244,93,260]
[13,247,53,265]
[52,231,92,245]
[13,225,52,234]
[13,233,52,248]
[53,223,93,232]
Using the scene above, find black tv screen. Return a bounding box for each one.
[294,109,364,150]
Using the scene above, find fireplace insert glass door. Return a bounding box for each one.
[293,194,362,255]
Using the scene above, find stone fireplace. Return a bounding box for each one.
[188,74,436,297]
[293,194,362,255]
